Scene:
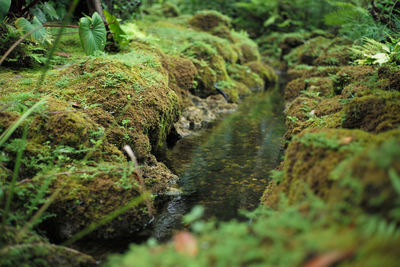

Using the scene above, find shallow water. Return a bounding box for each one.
[155,89,286,240]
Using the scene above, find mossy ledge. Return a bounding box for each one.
[0,9,277,262]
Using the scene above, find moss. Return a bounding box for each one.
[377,66,400,91]
[284,78,307,101]
[328,130,400,218]
[264,128,374,207]
[191,59,217,97]
[188,10,231,32]
[287,66,340,82]
[285,37,351,67]
[145,3,180,18]
[45,159,176,241]
[160,54,198,106]
[342,94,400,133]
[227,64,264,92]
[29,98,98,148]
[183,41,229,83]
[231,31,261,63]
[244,61,278,85]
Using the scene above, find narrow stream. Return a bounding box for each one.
[154,87,286,240]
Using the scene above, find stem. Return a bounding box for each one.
[0,25,43,66]
[43,24,79,29]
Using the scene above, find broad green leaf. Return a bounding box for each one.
[0,0,11,21]
[31,6,47,23]
[264,15,277,27]
[104,9,128,47]
[79,12,107,55]
[42,2,59,20]
[15,17,52,45]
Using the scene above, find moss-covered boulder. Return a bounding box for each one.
[188,10,231,35]
[263,128,400,219]
[0,227,96,267]
[342,93,400,133]
[44,160,176,241]
[244,61,278,85]
[227,64,264,92]
[161,54,198,106]
[285,37,352,67]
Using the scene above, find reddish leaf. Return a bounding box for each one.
[55,52,72,58]
[173,231,198,257]
[303,250,354,267]
[340,137,353,145]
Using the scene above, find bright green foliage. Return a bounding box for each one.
[104,9,128,47]
[0,0,11,21]
[324,1,391,41]
[79,12,107,56]
[15,17,52,45]
[352,37,400,66]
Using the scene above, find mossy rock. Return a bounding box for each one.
[145,3,180,17]
[244,61,277,86]
[342,94,400,133]
[227,64,264,92]
[285,37,351,67]
[284,78,307,101]
[287,66,340,82]
[263,128,374,207]
[377,66,400,92]
[0,227,95,267]
[335,65,377,93]
[161,54,198,106]
[231,31,261,64]
[52,56,181,159]
[191,59,218,97]
[328,131,400,219]
[188,10,231,32]
[183,41,229,83]
[45,160,176,241]
[264,128,400,219]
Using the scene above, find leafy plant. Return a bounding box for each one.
[15,16,52,45]
[352,36,400,65]
[79,12,107,56]
[104,9,128,47]
[0,0,11,21]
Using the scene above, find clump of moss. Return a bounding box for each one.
[285,37,352,67]
[263,128,374,207]
[227,64,264,92]
[245,61,278,85]
[377,66,400,92]
[188,10,231,32]
[161,54,198,106]
[328,130,400,219]
[145,2,180,18]
[342,94,400,133]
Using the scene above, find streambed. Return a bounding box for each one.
[155,88,286,240]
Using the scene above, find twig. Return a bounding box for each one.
[0,25,43,66]
[43,24,79,29]
[123,145,154,217]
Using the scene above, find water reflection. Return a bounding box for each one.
[155,90,285,240]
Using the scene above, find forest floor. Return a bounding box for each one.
[1,6,400,267]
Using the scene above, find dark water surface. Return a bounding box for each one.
[155,89,286,239]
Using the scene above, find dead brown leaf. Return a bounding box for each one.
[173,231,198,257]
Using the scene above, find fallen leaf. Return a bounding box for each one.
[55,52,72,58]
[340,136,352,145]
[303,250,354,267]
[173,231,198,257]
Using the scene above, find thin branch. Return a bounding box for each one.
[0,25,43,66]
[43,24,79,29]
